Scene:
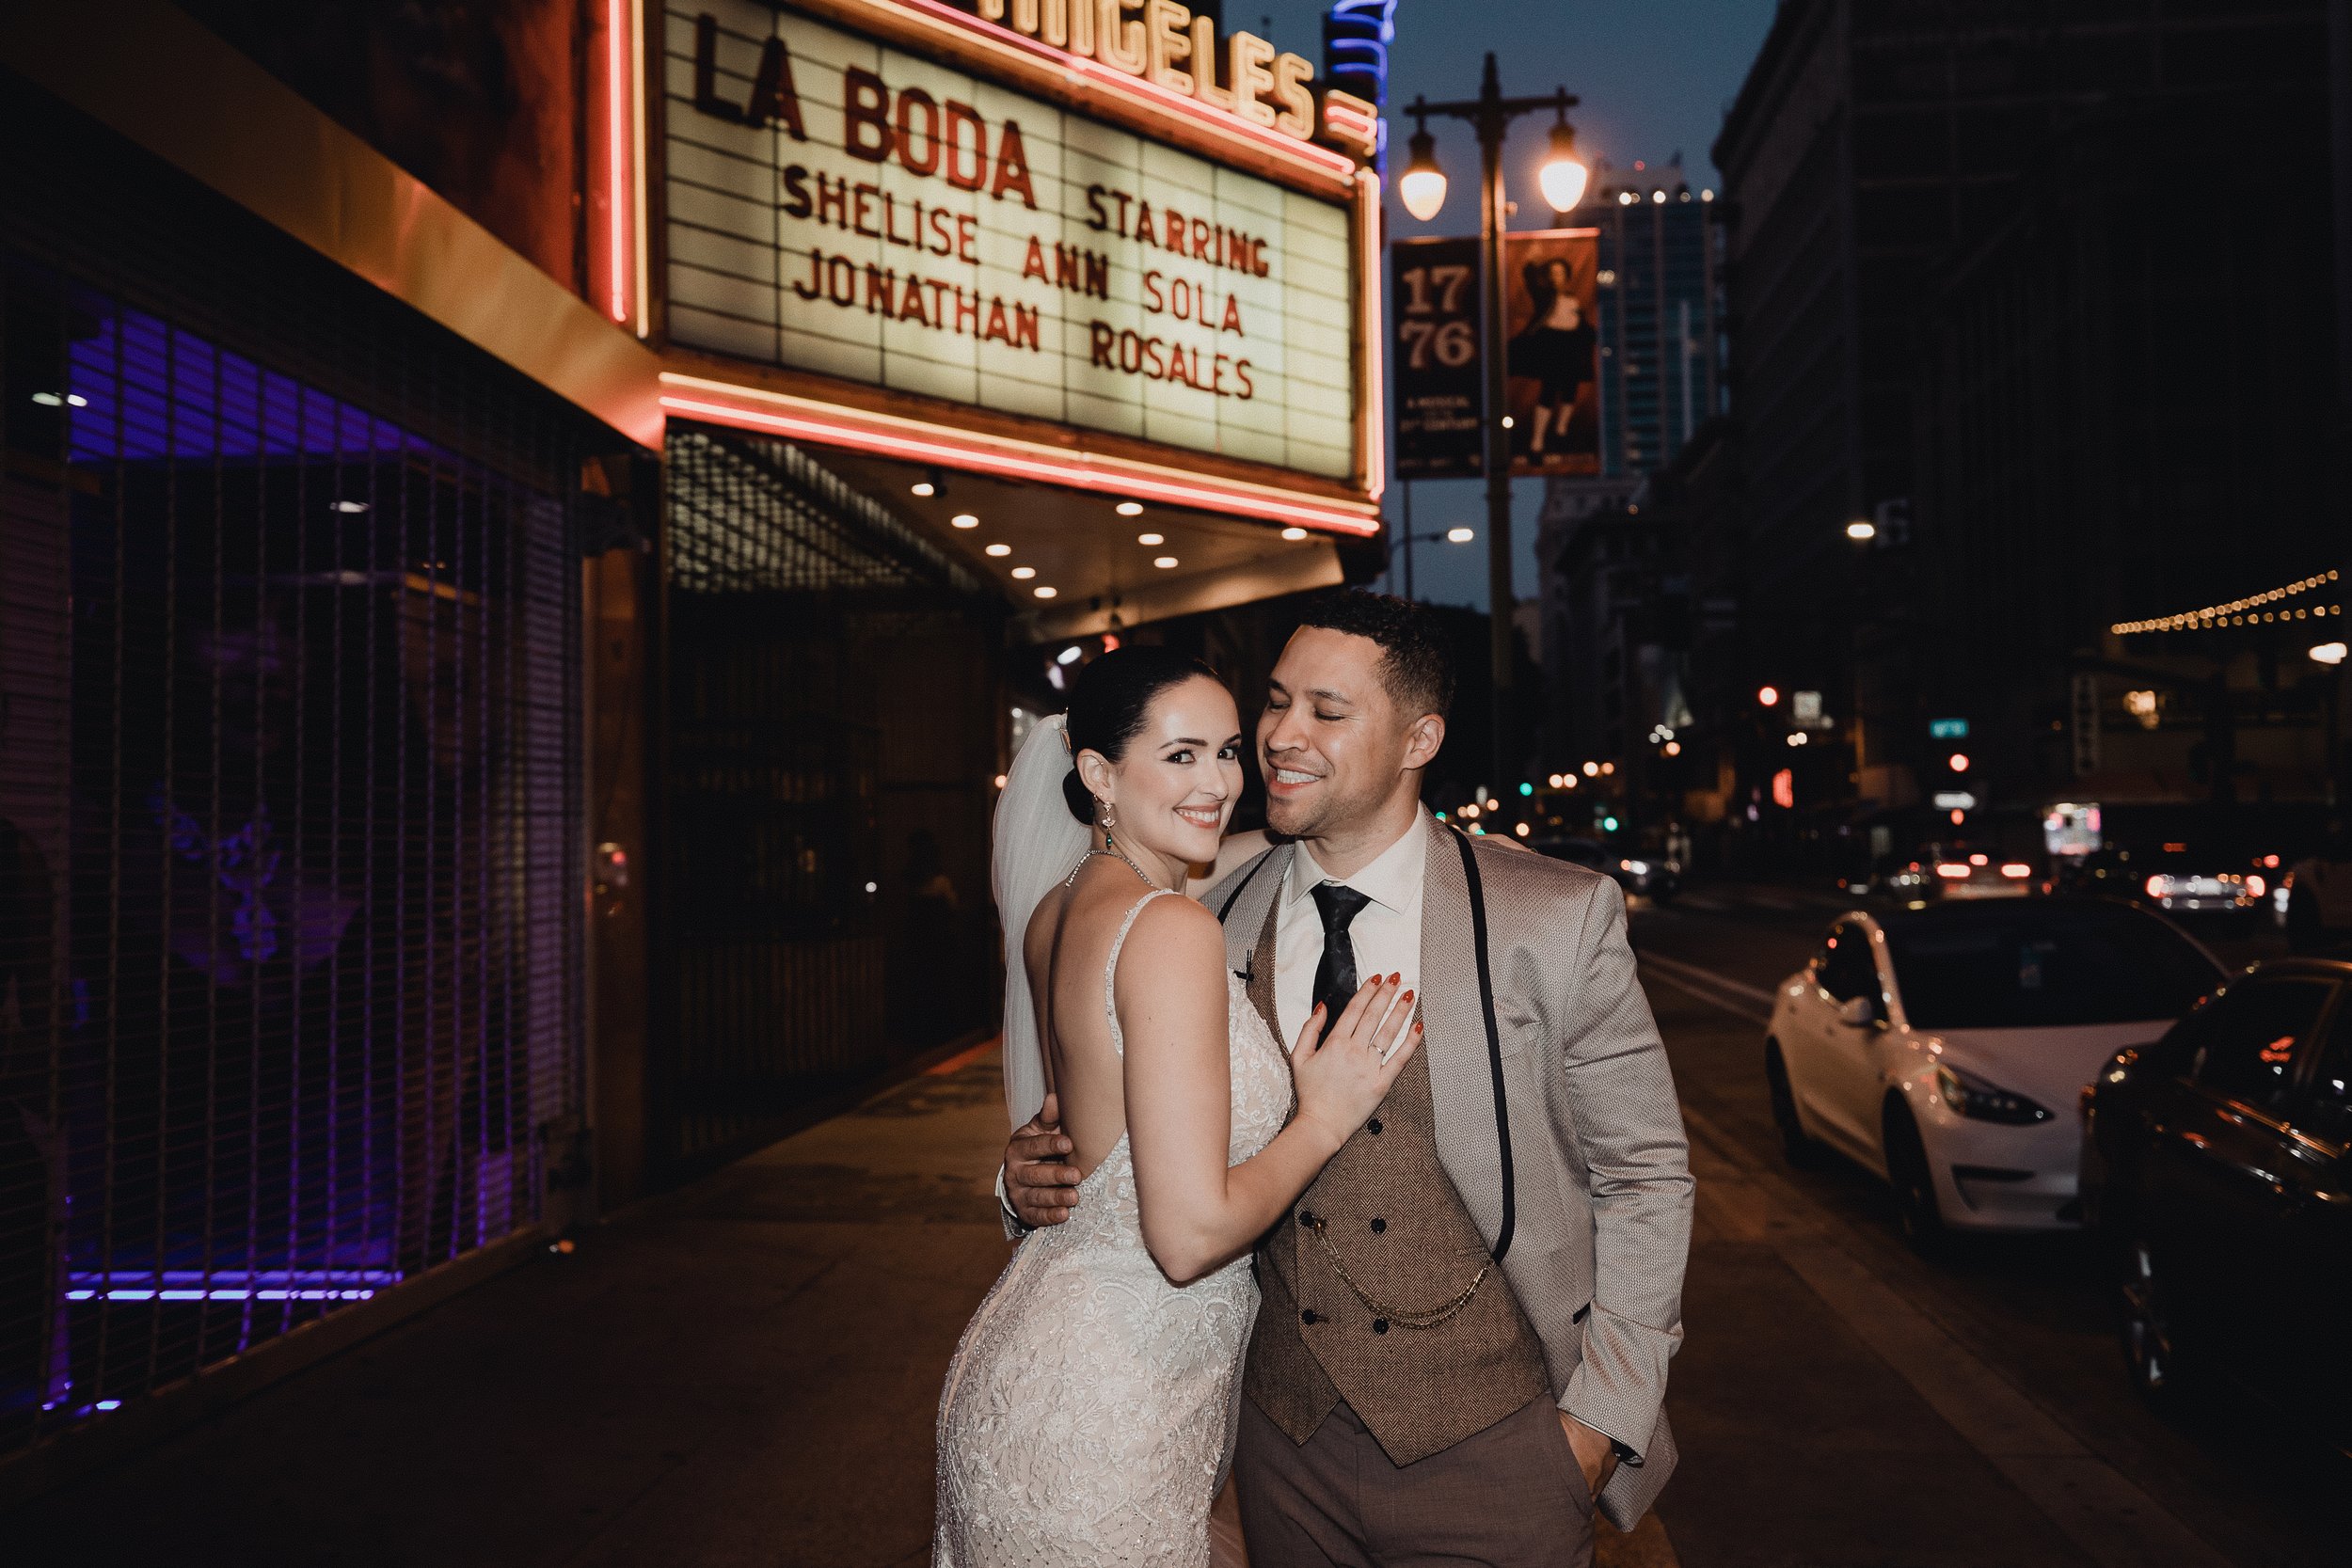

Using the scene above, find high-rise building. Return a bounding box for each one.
[1705,0,2340,835]
[1556,156,1724,483]
[1533,159,1722,776]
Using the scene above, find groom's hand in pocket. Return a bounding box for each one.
[1561,1413,1619,1501]
[1006,1092,1083,1228]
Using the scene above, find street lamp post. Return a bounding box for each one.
[1402,55,1583,793]
[1392,524,1477,603]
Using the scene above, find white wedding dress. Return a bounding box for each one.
[934,887,1294,1567]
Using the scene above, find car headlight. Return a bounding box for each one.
[1933,1062,2053,1125]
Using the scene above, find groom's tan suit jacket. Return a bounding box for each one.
[1209,815,1693,1529]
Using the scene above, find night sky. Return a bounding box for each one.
[1253,0,1781,610]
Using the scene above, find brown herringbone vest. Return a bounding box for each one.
[1238,892,1550,1466]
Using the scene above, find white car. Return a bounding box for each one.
[1764,899,2226,1245]
[2281,829,2352,949]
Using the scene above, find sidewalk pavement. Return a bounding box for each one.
[10,1041,1671,1568]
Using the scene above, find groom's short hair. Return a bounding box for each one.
[1294,592,1454,720]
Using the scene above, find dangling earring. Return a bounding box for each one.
[1096,798,1118,847]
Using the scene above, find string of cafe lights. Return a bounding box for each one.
[2108,569,2342,636]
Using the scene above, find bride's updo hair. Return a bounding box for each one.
[1060,647,1222,823]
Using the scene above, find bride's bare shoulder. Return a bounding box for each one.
[1113,892,1226,988]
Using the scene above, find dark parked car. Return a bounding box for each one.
[2080,958,2352,1446]
[1530,836,1678,900]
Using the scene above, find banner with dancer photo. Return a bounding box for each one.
[1502,229,1600,476]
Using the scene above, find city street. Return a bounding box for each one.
[9,887,2339,1568]
[7,0,2348,1558]
[1627,887,2338,1568]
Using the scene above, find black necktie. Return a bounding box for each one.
[1310,882,1373,1027]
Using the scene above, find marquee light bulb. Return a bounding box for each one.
[1116,500,1145,516]
[1137,532,1165,546]
[1281,527,1309,541]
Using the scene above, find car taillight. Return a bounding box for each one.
[2246,874,2265,898]
[1936,863,1971,879]
[2000,863,2030,879]
[2144,874,2168,898]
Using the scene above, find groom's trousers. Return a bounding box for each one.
[1234,1395,1594,1568]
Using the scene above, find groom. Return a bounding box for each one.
[1003,592,1692,1564]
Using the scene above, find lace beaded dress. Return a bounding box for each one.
[934,888,1294,1567]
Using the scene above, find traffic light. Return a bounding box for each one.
[1933,750,1975,828]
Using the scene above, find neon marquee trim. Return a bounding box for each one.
[866,0,1359,190]
[660,377,1380,535]
[1358,167,1386,502]
[606,0,631,323]
[631,0,653,336]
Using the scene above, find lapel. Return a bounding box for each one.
[1245,896,1280,1043]
[1418,816,1509,1249]
[1218,842,1292,1041]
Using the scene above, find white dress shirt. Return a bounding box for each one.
[1272,815,1426,1051]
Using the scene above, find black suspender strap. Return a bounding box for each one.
[1452,828,1515,1264]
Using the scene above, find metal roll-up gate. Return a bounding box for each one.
[1,87,596,1458]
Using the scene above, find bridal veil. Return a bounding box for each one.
[990,713,1089,1130]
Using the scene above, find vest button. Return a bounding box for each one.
[1373,1319,1390,1335]
[1366,1118,1383,1134]
[1370,1217,1386,1234]
[1301,1309,1319,1324]
[1297,1209,1315,1228]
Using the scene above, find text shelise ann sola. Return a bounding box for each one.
[704,25,1279,403]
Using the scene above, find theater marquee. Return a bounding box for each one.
[641,0,1383,532]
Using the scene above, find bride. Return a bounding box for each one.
[934,648,1419,1567]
